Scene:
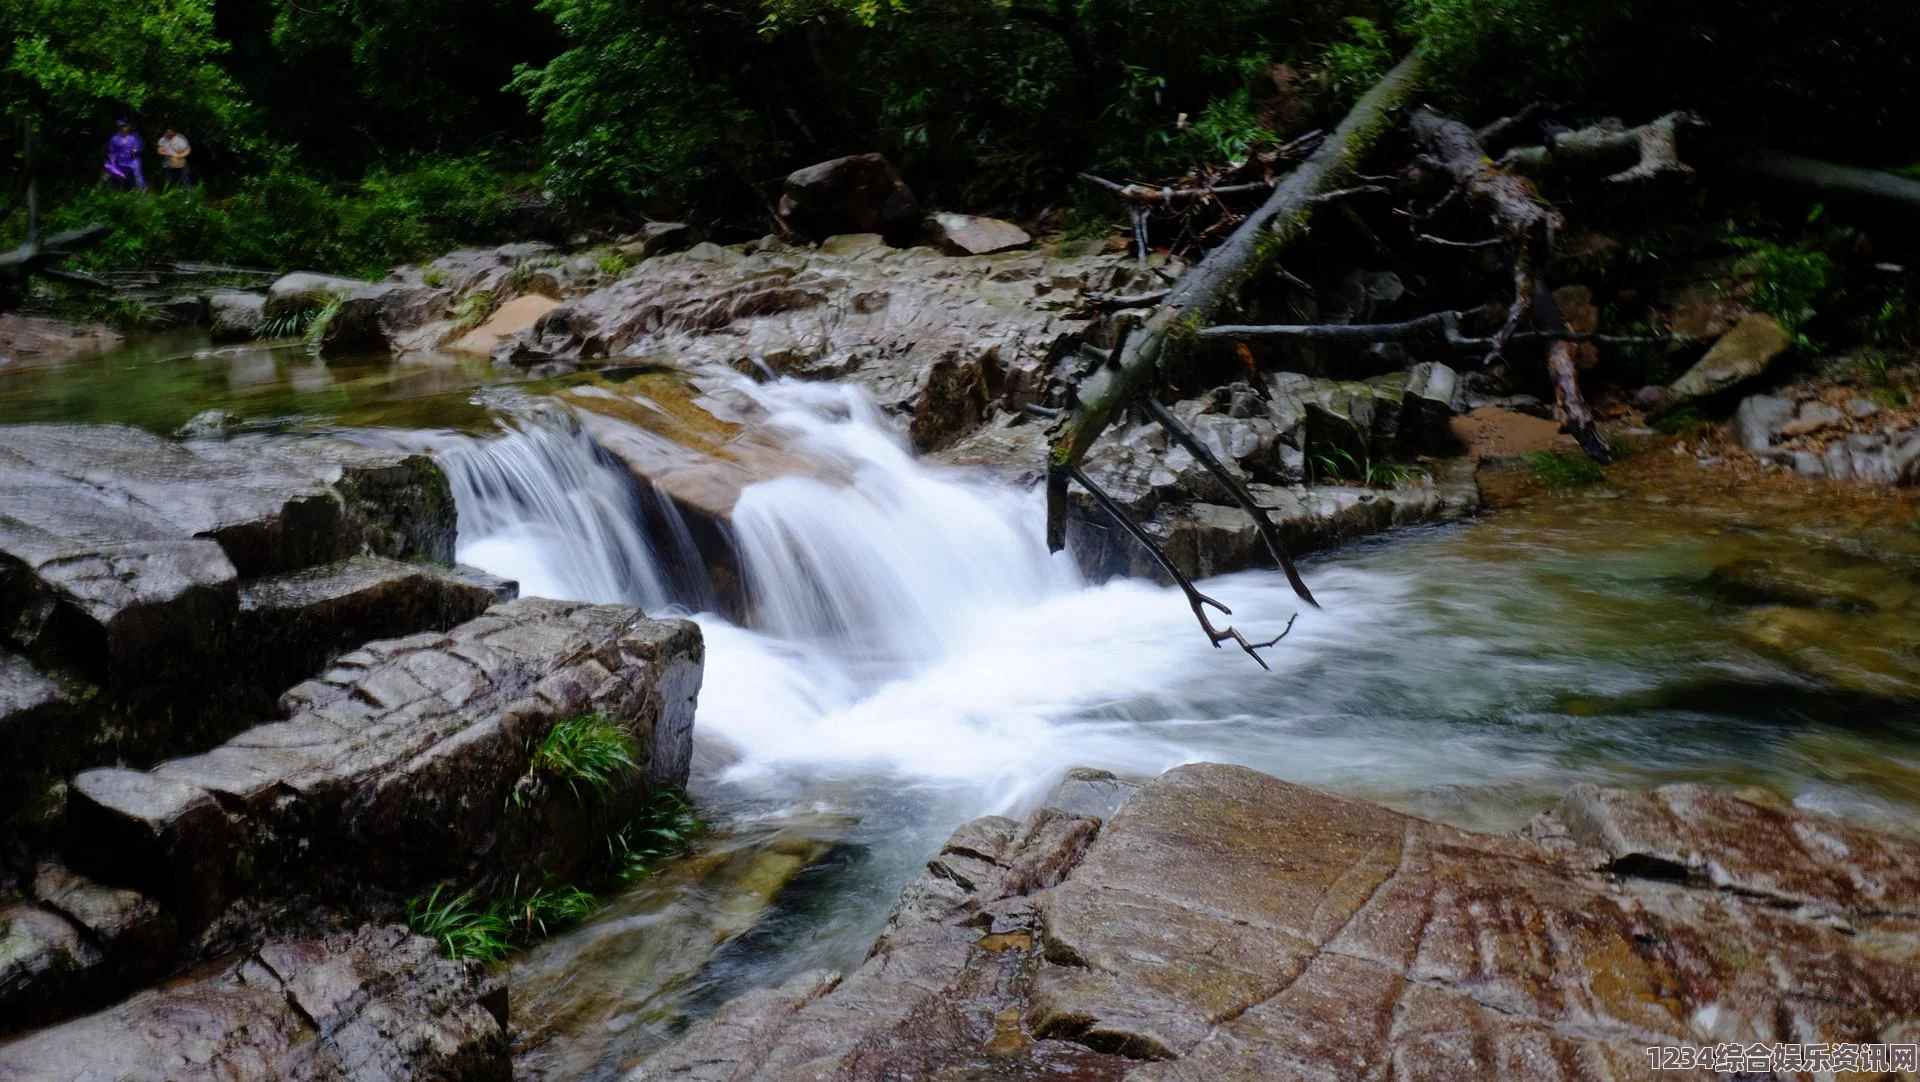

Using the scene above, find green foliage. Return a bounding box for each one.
[1524,450,1605,488]
[494,880,596,940]
[2,0,241,148]
[1722,213,1840,349]
[450,291,496,334]
[303,294,343,346]
[1307,443,1423,487]
[1320,17,1392,101]
[406,879,599,962]
[406,885,514,963]
[520,714,641,805]
[18,157,517,277]
[257,309,309,339]
[606,791,705,884]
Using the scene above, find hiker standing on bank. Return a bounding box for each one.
[104,121,145,192]
[157,128,192,189]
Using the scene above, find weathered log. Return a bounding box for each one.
[1045,51,1428,554]
[1727,147,1920,214]
[1408,109,1610,462]
[1500,112,1703,183]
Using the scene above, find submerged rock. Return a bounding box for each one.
[631,763,1920,1081]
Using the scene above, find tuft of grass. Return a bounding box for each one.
[1525,450,1606,488]
[493,880,596,940]
[1650,407,1709,435]
[517,714,641,806]
[1307,444,1423,487]
[606,790,705,884]
[407,885,513,964]
[258,308,313,339]
[596,250,635,277]
[304,295,345,347]
[450,290,497,334]
[422,267,451,288]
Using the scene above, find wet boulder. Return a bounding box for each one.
[633,762,1920,1081]
[778,153,922,247]
[207,291,265,341]
[263,271,372,320]
[1657,312,1792,412]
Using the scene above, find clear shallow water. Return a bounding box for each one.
[432,369,1920,1076]
[17,333,1920,1077]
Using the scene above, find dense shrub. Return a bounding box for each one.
[28,156,520,276]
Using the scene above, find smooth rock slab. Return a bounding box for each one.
[632,764,1920,1081]
[0,923,508,1082]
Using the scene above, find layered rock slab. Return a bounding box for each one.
[632,764,1920,1081]
[64,598,703,931]
[0,924,508,1081]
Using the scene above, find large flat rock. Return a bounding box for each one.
[632,764,1920,1081]
[497,241,1158,453]
[0,923,507,1081]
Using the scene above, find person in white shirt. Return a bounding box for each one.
[156,128,192,190]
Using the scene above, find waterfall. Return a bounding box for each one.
[438,415,675,610]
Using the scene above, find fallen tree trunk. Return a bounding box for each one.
[1408,109,1612,462]
[1726,147,1920,214]
[1038,51,1425,665]
[1045,52,1427,547]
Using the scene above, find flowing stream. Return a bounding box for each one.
[433,372,1920,1077]
[11,334,1920,1078]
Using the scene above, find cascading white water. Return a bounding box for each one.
[438,416,675,610]
[432,375,1460,810]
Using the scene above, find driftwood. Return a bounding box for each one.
[1042,52,1427,663]
[2,129,112,308]
[1408,109,1614,461]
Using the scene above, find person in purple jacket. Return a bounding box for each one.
[104,121,146,192]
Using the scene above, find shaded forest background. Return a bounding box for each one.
[4,0,1919,277]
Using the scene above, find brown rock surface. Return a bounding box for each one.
[631,763,1920,1081]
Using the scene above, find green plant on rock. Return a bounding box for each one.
[406,885,513,963]
[303,295,345,347]
[257,308,313,339]
[595,249,635,277]
[422,268,451,288]
[606,790,705,884]
[514,714,641,806]
[450,290,497,333]
[1307,443,1422,487]
[1524,449,1605,488]
[494,879,596,939]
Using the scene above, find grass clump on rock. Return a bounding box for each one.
[407,880,601,962]
[1525,449,1606,488]
[607,791,706,884]
[513,713,641,806]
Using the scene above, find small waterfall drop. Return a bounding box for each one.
[438,415,674,610]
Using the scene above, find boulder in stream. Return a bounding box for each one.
[207,291,266,340]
